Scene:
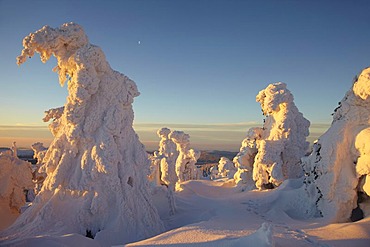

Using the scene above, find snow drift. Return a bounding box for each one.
[234,83,310,190]
[0,23,163,246]
[302,67,370,222]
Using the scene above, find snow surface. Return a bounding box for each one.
[302,67,370,222]
[126,179,370,247]
[2,178,370,246]
[0,23,163,246]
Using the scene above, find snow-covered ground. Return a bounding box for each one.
[1,168,370,246]
[125,179,370,247]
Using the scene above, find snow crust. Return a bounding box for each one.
[234,83,310,190]
[302,67,370,222]
[1,23,163,245]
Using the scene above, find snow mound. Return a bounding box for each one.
[0,22,163,246]
[231,223,275,247]
[234,83,310,190]
[302,67,370,222]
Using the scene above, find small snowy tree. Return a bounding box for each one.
[169,130,200,185]
[156,127,178,190]
[1,23,164,245]
[148,152,163,187]
[0,147,33,213]
[30,142,47,194]
[233,127,261,190]
[302,67,370,222]
[218,157,237,179]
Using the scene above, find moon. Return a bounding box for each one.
[138,40,141,45]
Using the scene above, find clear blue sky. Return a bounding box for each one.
[1,0,370,150]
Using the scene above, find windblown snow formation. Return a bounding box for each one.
[234,83,310,190]
[302,67,370,222]
[1,23,163,245]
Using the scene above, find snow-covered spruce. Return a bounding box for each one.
[169,131,200,185]
[302,67,370,222]
[30,142,47,194]
[233,83,310,190]
[233,127,262,190]
[0,145,33,213]
[253,82,310,189]
[149,128,178,190]
[218,157,237,179]
[1,23,164,245]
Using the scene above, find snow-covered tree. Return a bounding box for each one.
[148,152,163,187]
[30,142,47,194]
[233,83,310,190]
[302,67,370,222]
[218,157,237,179]
[157,128,178,190]
[1,23,164,245]
[233,127,262,190]
[169,131,200,185]
[0,147,33,213]
[253,82,310,189]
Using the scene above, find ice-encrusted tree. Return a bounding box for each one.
[148,128,179,215]
[302,67,370,222]
[169,131,200,184]
[148,152,163,187]
[253,82,310,189]
[1,23,164,245]
[233,127,262,190]
[0,147,33,213]
[30,142,47,194]
[0,144,33,209]
[157,128,178,189]
[233,83,310,190]
[218,157,237,179]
